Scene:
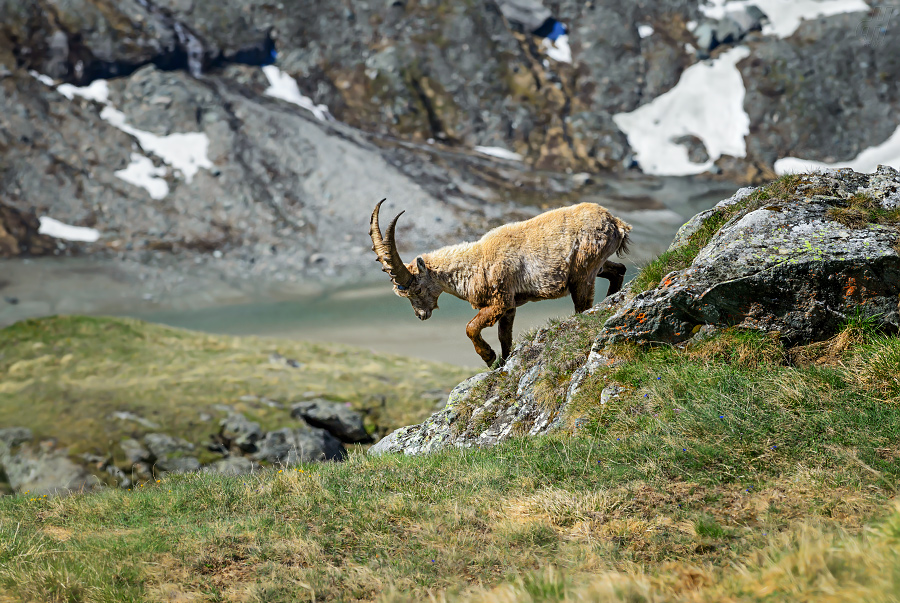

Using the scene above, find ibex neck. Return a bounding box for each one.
[421,244,480,302]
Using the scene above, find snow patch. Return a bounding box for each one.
[27,74,214,195]
[612,46,751,176]
[637,24,655,38]
[38,217,101,243]
[28,70,54,86]
[474,146,524,161]
[700,0,870,38]
[775,123,900,174]
[541,35,572,63]
[57,80,109,103]
[262,65,333,121]
[114,153,170,200]
[100,106,212,182]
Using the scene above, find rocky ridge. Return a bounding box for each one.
[370,167,900,456]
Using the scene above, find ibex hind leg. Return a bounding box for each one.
[498,308,517,361]
[598,261,626,296]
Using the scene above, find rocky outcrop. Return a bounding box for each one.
[599,167,900,346]
[370,167,900,456]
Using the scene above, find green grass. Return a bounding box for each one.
[0,316,474,470]
[2,320,900,601]
[826,191,900,230]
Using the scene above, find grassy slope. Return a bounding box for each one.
[2,174,900,601]
[1,323,899,601]
[0,316,475,465]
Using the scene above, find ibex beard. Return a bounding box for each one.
[369,200,632,367]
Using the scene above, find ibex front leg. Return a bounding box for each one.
[498,308,516,362]
[466,305,508,367]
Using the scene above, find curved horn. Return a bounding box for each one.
[369,199,414,287]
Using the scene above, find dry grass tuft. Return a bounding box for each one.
[685,329,785,368]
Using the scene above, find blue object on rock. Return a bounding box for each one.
[547,20,568,41]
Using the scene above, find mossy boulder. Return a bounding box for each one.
[598,167,900,347]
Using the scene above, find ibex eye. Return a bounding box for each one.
[397,285,408,291]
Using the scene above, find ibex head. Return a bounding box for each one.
[369,200,442,321]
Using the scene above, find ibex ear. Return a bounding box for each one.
[416,257,428,275]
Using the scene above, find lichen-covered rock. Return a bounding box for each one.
[290,399,370,444]
[369,326,619,456]
[598,168,900,347]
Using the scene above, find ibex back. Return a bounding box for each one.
[369,201,632,367]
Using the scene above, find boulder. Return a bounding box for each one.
[0,427,32,448]
[143,433,195,459]
[254,426,346,465]
[219,412,263,452]
[156,456,201,474]
[290,399,371,443]
[202,456,257,476]
[0,445,94,496]
[119,438,151,464]
[597,168,900,347]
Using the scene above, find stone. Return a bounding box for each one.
[290,399,371,443]
[0,446,94,496]
[143,433,195,459]
[254,426,346,464]
[219,413,263,452]
[202,456,257,476]
[0,427,32,448]
[156,456,201,474]
[119,438,150,464]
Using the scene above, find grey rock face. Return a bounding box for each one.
[598,168,900,347]
[290,399,371,443]
[254,426,346,465]
[739,13,900,171]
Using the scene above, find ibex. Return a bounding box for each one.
[369,200,632,367]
